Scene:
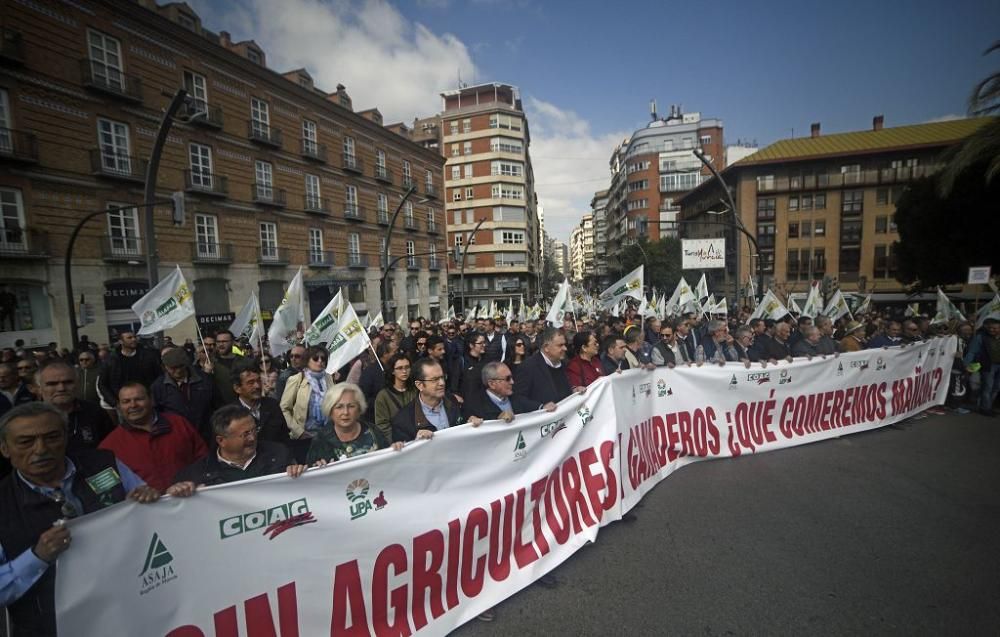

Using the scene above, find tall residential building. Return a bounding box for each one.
[604,103,724,271]
[552,240,569,279]
[678,116,992,302]
[0,0,446,348]
[590,190,610,290]
[569,224,585,283]
[434,83,540,311]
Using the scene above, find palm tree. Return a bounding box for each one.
[938,41,1000,195]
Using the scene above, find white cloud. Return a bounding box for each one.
[526,97,625,244]
[202,0,476,123]
[923,113,968,123]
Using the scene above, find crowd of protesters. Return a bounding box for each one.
[1,302,997,634]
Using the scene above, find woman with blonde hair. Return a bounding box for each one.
[307,383,389,464]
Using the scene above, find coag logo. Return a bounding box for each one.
[850,359,870,370]
[638,382,651,398]
[138,533,177,596]
[346,479,387,520]
[747,371,771,385]
[219,499,314,540]
[540,419,567,439]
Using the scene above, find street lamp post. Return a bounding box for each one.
[458,218,486,316]
[381,185,417,317]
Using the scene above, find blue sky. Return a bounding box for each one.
[188,0,1000,243]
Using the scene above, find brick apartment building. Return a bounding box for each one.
[0,0,445,348]
[678,116,992,303]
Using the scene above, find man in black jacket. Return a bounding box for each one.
[37,361,113,453]
[97,330,161,408]
[151,347,219,442]
[231,361,289,444]
[513,327,585,408]
[463,362,555,422]
[392,359,477,443]
[174,405,305,486]
[761,321,793,361]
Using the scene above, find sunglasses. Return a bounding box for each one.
[311,355,328,363]
[49,489,81,519]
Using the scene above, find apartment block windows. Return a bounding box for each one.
[188,143,213,188]
[0,188,25,251]
[182,71,208,112]
[402,160,412,186]
[801,221,812,237]
[465,187,475,200]
[815,193,827,209]
[255,161,273,200]
[302,119,318,155]
[660,173,704,192]
[489,114,521,130]
[491,137,523,154]
[700,135,712,146]
[451,143,459,157]
[462,118,471,133]
[801,194,813,211]
[451,165,461,180]
[425,170,433,189]
[259,222,278,260]
[453,189,462,202]
[107,204,140,256]
[348,233,361,258]
[500,230,525,244]
[876,188,889,206]
[756,197,776,220]
[788,222,799,239]
[305,174,321,209]
[626,199,648,211]
[492,184,524,200]
[875,215,888,234]
[345,185,358,215]
[493,206,525,222]
[463,141,472,156]
[377,193,389,222]
[788,196,799,212]
[464,164,473,179]
[628,180,648,192]
[756,174,775,190]
[814,220,826,236]
[309,228,324,262]
[873,245,898,279]
[406,240,416,267]
[194,214,219,258]
[250,98,269,138]
[449,121,459,136]
[88,30,124,90]
[492,161,523,177]
[0,90,9,154]
[403,201,414,226]
[842,190,863,215]
[97,118,131,174]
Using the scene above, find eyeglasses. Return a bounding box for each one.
[416,376,445,384]
[474,341,486,347]
[48,489,81,519]
[228,426,262,441]
[490,375,513,382]
[394,365,411,372]
[416,341,427,347]
[660,333,673,339]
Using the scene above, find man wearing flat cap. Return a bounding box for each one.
[839,321,867,352]
[151,346,219,443]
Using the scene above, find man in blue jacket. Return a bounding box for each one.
[964,319,1000,416]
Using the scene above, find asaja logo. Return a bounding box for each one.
[837,362,844,376]
[540,419,567,439]
[577,407,593,427]
[513,432,528,461]
[656,379,672,397]
[346,479,387,520]
[779,370,792,385]
[219,498,315,541]
[729,374,738,390]
[138,533,177,596]
[747,371,771,385]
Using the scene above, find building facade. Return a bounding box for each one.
[0,0,446,348]
[436,83,540,312]
[589,189,610,291]
[678,117,992,302]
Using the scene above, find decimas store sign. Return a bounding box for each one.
[56,338,956,636]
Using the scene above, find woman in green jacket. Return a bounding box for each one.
[373,352,417,440]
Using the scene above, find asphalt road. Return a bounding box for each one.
[454,410,1000,637]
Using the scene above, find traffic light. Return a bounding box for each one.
[171,191,185,226]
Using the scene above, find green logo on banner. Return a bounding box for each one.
[138,533,178,596]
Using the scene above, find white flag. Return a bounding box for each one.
[801,282,823,318]
[904,302,920,317]
[325,302,371,374]
[131,266,195,336]
[665,277,695,317]
[504,302,514,325]
[695,273,709,301]
[229,292,261,345]
[701,294,717,316]
[546,279,572,324]
[599,265,644,309]
[712,298,728,316]
[855,293,872,317]
[931,288,965,325]
[368,310,384,331]
[303,289,344,346]
[749,289,790,321]
[975,293,1000,327]
[267,267,305,357]
[789,297,803,316]
[823,289,852,322]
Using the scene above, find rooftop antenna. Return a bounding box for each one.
[650,99,657,121]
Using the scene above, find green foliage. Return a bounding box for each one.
[615,237,683,293]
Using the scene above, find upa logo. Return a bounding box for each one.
[779,370,792,385]
[577,407,593,427]
[219,499,315,540]
[346,479,387,520]
[747,371,771,385]
[540,419,567,439]
[138,532,177,596]
[656,379,672,397]
[876,357,886,371]
[513,432,528,461]
[729,374,738,390]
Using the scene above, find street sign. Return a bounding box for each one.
[967,266,991,285]
[681,238,726,269]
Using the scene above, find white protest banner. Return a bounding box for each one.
[823,289,852,322]
[598,265,643,308]
[131,265,195,335]
[56,338,956,636]
[267,268,304,357]
[749,289,789,321]
[228,292,261,344]
[303,289,344,346]
[681,238,726,269]
[325,302,370,373]
[695,274,709,301]
[546,279,572,324]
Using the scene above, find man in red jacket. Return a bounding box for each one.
[99,383,207,491]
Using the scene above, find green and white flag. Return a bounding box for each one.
[801,282,823,318]
[904,302,921,317]
[711,297,728,316]
[229,292,262,345]
[325,302,371,374]
[975,293,1000,327]
[131,265,195,336]
[665,277,695,317]
[546,279,573,324]
[695,273,709,301]
[789,297,803,316]
[931,287,965,325]
[267,267,305,357]
[749,289,790,322]
[303,289,344,346]
[367,310,384,331]
[599,265,644,309]
[823,289,852,322]
[855,293,873,317]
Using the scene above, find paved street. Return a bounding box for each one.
[455,410,1000,636]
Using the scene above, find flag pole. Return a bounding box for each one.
[256,302,268,375]
[193,319,212,369]
[368,342,384,372]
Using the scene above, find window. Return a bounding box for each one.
[788,196,799,212]
[759,250,775,274]
[875,216,888,234]
[756,174,774,190]
[377,193,388,219]
[814,220,826,236]
[255,161,273,199]
[302,120,318,155]
[403,201,414,225]
[305,174,321,208]
[376,149,386,170]
[489,114,521,130]
[660,173,705,192]
[889,216,897,233]
[626,199,648,211]
[0,89,9,153]
[839,247,861,275]
[628,180,648,192]
[427,209,437,231]
[465,187,475,200]
[194,214,219,257]
[348,233,361,256]
[449,121,458,136]
[425,170,433,187]
[453,189,462,202]
[246,48,262,65]
[492,161,523,177]
[462,118,471,133]
[107,204,141,256]
[496,252,527,267]
[308,228,323,261]
[814,193,826,209]
[491,137,523,154]
[465,209,475,224]
[842,190,863,214]
[259,222,278,259]
[451,165,461,180]
[873,244,898,279]
[97,118,131,173]
[841,219,862,243]
[429,278,439,296]
[700,135,712,146]
[756,197,776,219]
[182,71,208,112]
[464,164,473,179]
[406,240,416,267]
[876,188,888,206]
[463,141,472,156]
[177,12,197,30]
[0,188,26,250]
[451,143,459,157]
[345,185,358,214]
[801,194,813,211]
[493,206,525,222]
[801,221,812,237]
[454,234,463,248]
[788,222,799,238]
[250,98,269,137]
[787,250,801,280]
[188,143,213,188]
[402,160,412,185]
[88,30,124,89]
[812,249,826,276]
[343,135,355,160]
[492,184,524,200]
[500,230,525,244]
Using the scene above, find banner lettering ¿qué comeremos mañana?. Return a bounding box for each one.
[54,337,956,636]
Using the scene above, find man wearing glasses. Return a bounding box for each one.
[275,344,307,403]
[651,324,690,367]
[73,350,102,405]
[0,402,193,637]
[392,359,479,443]
[464,362,555,422]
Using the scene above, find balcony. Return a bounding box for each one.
[253,183,286,207]
[347,253,368,268]
[344,204,365,221]
[304,195,330,215]
[342,153,363,173]
[407,256,422,270]
[258,247,290,266]
[90,149,147,182]
[184,170,228,197]
[424,183,438,199]
[0,129,38,163]
[403,216,418,231]
[248,121,282,148]
[375,165,393,183]
[0,28,25,65]
[376,210,390,225]
[101,237,145,263]
[191,242,233,264]
[757,165,944,193]
[308,250,335,268]
[402,177,415,190]
[81,60,143,102]
[428,257,441,271]
[0,229,49,259]
[301,139,327,162]
[427,220,440,234]
[182,103,224,129]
